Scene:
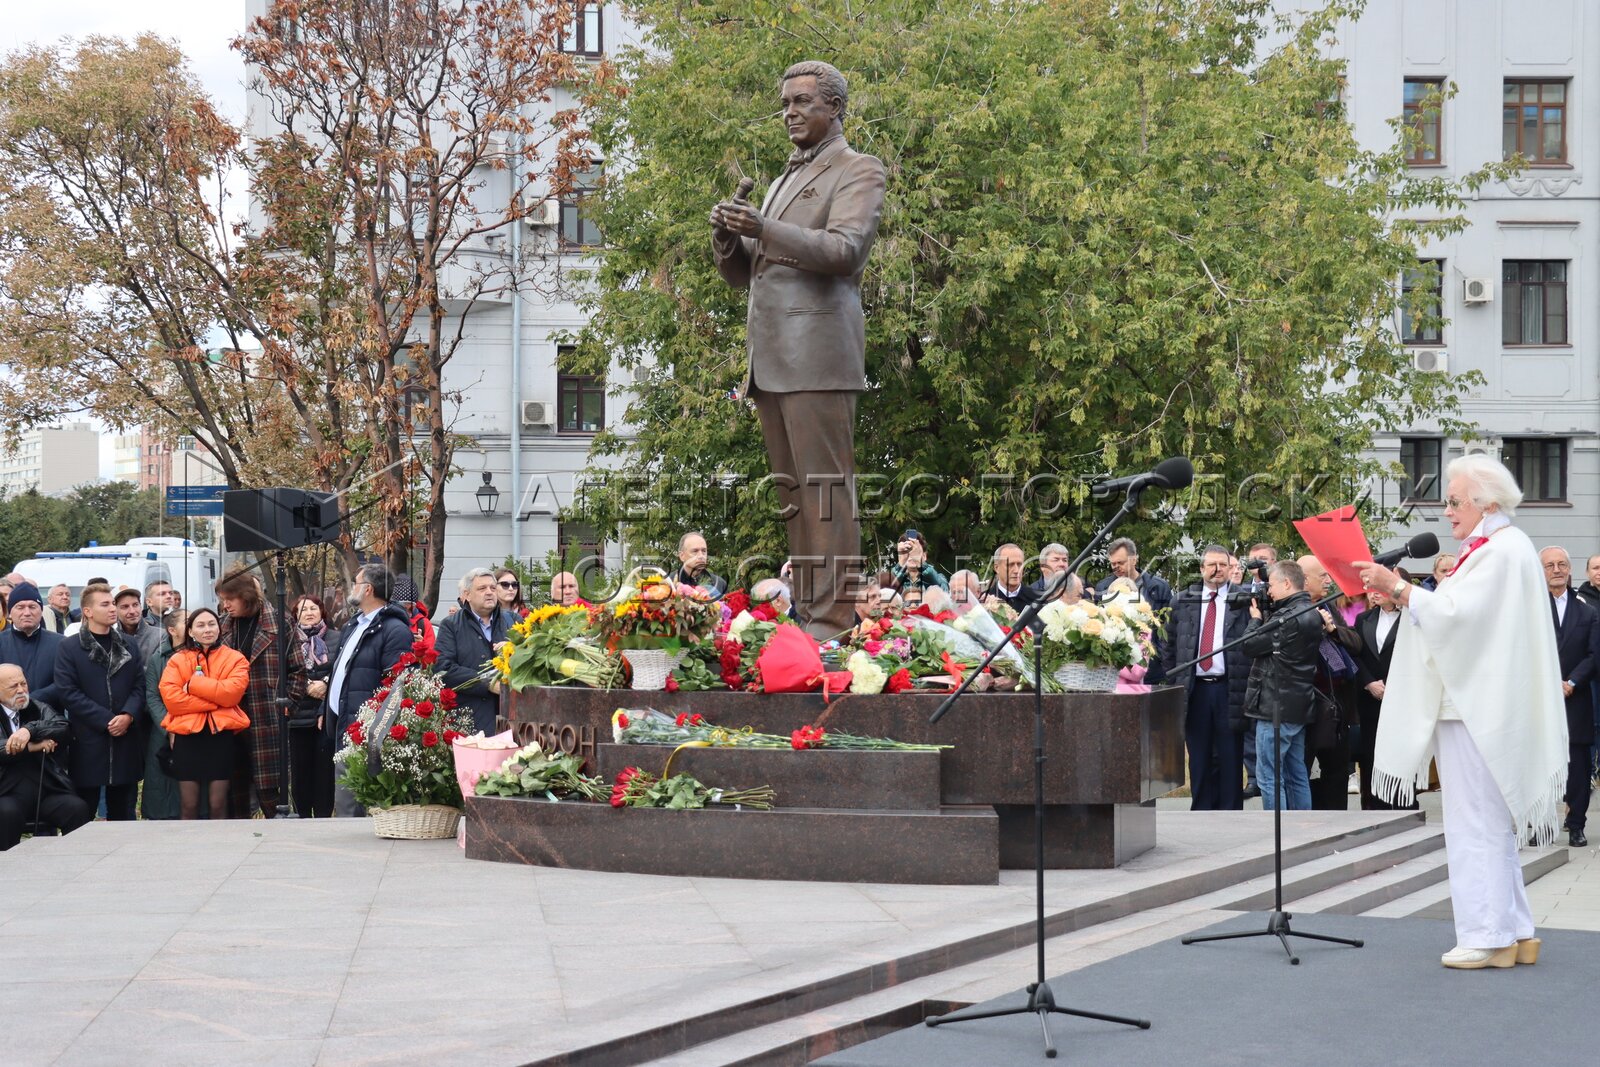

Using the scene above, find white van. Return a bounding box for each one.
[14,537,221,613]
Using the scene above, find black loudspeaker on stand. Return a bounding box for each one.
[923,456,1195,1057]
[1172,588,1362,964]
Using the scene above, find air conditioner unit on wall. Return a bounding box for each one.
[1463,436,1501,458]
[1411,349,1449,374]
[1463,277,1493,304]
[521,400,555,428]
[523,199,559,227]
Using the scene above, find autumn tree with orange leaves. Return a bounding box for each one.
[0,1,611,607]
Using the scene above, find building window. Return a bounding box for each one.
[1403,78,1443,164]
[1399,438,1443,502]
[560,1,603,57]
[557,521,603,576]
[1400,259,1444,344]
[557,354,604,433]
[1501,261,1567,345]
[1501,438,1567,503]
[1503,80,1568,164]
[558,161,602,248]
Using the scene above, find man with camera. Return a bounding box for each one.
[1164,545,1253,810]
[1237,561,1324,810]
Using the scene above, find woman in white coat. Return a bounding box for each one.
[1355,454,1567,970]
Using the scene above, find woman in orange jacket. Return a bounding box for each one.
[159,607,251,819]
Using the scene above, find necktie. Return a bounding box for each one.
[1198,593,1218,672]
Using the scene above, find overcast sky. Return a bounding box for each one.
[2,1,248,121]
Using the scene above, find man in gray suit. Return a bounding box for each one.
[711,60,886,639]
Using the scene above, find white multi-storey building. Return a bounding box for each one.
[0,423,100,496]
[1307,0,1599,559]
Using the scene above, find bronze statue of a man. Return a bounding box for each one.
[710,60,886,639]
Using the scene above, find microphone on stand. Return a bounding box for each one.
[1089,456,1195,501]
[1372,531,1440,568]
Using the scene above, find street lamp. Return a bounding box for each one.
[475,471,500,516]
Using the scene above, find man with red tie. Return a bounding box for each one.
[1164,544,1253,810]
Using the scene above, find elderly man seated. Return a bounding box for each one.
[947,570,984,614]
[0,664,92,850]
[751,577,794,620]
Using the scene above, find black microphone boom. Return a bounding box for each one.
[1373,531,1440,568]
[1090,456,1195,501]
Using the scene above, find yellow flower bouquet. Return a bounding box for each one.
[491,604,621,690]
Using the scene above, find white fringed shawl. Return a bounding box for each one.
[1372,523,1569,845]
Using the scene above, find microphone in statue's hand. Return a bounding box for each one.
[1371,531,1440,568]
[1089,456,1194,501]
[733,177,756,203]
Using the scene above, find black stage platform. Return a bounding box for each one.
[818,913,1594,1065]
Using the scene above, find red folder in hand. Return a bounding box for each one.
[1293,505,1371,599]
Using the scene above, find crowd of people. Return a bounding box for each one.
[3,469,1597,856]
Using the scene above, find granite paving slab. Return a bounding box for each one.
[2,809,1434,1066]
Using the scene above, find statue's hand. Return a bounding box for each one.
[711,200,764,238]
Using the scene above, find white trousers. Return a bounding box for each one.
[1435,721,1534,948]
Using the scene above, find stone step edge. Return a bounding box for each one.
[642,828,1478,1067]
[1218,824,1445,912]
[642,905,1245,1067]
[1360,846,1569,919]
[523,813,1426,1067]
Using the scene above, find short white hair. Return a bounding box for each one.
[1038,542,1068,565]
[752,577,788,603]
[1446,454,1522,516]
[458,567,497,594]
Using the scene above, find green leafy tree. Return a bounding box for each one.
[0,484,165,571]
[568,0,1499,586]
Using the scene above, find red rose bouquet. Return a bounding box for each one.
[335,666,477,810]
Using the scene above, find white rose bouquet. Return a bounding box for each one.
[1036,579,1157,673]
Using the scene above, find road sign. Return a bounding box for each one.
[165,485,226,516]
[166,485,228,501]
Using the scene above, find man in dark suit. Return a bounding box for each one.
[1541,547,1599,846]
[1353,585,1411,810]
[982,543,1038,613]
[0,665,92,849]
[1163,544,1252,810]
[712,60,886,640]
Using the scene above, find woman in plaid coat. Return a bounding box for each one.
[215,572,304,817]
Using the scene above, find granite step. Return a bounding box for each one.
[1216,823,1446,912]
[1360,846,1569,920]
[590,742,945,811]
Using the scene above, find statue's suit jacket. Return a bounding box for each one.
[712,137,886,395]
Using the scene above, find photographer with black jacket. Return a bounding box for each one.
[1237,561,1324,811]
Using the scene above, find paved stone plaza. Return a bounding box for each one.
[3,810,1594,1066]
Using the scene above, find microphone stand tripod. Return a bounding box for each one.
[1171,588,1361,964]
[924,486,1153,1058]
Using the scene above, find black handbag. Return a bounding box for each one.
[156,740,177,778]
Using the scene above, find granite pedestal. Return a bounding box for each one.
[504,686,1184,868]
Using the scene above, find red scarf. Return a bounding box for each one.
[1447,535,1489,576]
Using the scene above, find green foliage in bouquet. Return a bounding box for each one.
[471,743,610,801]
